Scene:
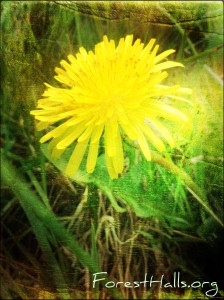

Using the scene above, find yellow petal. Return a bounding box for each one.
[48,135,64,153]
[152,61,183,73]
[104,122,115,157]
[141,124,166,152]
[40,123,67,143]
[65,139,90,177]
[105,150,118,179]
[30,108,59,116]
[67,54,76,64]
[78,125,94,143]
[86,141,99,173]
[150,102,188,123]
[34,116,59,122]
[56,124,85,149]
[112,130,124,175]
[137,129,151,161]
[51,147,66,160]
[149,118,174,148]
[149,44,159,60]
[36,121,50,131]
[154,49,175,64]
[91,124,104,143]
[120,121,138,141]
[140,38,156,59]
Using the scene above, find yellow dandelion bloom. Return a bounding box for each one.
[31,35,191,179]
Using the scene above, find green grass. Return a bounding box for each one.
[1,2,223,299]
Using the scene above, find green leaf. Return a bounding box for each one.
[41,144,186,223]
[1,150,123,300]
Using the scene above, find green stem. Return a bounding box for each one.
[183,45,223,63]
[151,151,223,227]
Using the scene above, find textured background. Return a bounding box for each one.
[1,1,223,299]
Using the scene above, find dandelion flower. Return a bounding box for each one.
[31,35,191,179]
